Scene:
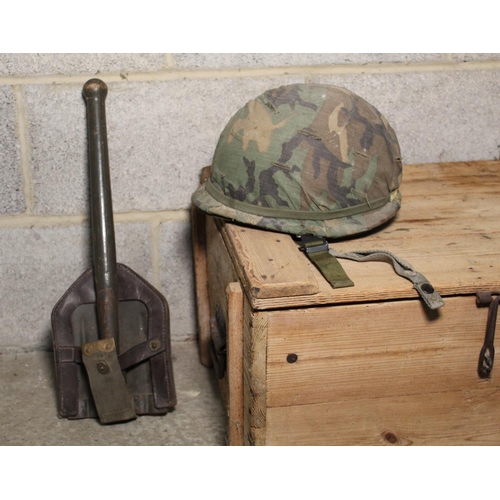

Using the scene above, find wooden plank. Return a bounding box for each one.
[205,215,239,413]
[220,222,319,300]
[393,194,497,223]
[250,233,500,310]
[242,298,268,446]
[356,217,497,240]
[206,217,239,320]
[191,166,212,367]
[265,386,500,445]
[191,204,212,367]
[399,161,500,197]
[329,230,500,298]
[266,296,497,407]
[226,282,244,446]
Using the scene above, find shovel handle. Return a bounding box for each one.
[83,79,119,342]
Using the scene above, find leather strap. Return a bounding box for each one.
[56,337,165,371]
[81,338,137,424]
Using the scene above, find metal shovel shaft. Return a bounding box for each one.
[83,79,119,342]
[80,79,136,423]
[51,78,175,423]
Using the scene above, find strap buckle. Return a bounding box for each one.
[296,234,354,289]
[297,234,330,254]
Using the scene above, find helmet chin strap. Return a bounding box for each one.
[297,234,354,289]
[328,248,445,310]
[297,234,444,310]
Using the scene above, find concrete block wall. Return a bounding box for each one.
[1,53,499,352]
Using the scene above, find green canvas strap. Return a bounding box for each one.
[297,235,445,310]
[329,248,445,310]
[298,235,354,289]
[205,180,392,221]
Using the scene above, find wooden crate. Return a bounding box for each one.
[191,161,500,445]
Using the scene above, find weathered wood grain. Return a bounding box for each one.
[243,298,268,446]
[266,296,495,407]
[226,282,244,446]
[191,204,212,367]
[266,386,500,446]
[205,215,239,417]
[191,166,214,367]
[221,223,319,300]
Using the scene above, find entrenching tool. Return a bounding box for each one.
[51,78,176,424]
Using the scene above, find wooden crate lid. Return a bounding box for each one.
[218,161,500,310]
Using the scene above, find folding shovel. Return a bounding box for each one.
[51,79,176,424]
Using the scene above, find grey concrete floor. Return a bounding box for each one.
[0,340,227,445]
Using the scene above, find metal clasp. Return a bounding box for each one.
[297,234,329,254]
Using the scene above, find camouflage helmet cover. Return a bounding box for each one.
[192,83,403,238]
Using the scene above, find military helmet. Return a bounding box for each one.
[192,83,403,238]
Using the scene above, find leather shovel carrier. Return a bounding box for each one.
[51,79,176,424]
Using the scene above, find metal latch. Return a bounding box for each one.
[476,292,500,378]
[297,234,330,254]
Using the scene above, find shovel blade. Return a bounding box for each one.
[52,264,177,421]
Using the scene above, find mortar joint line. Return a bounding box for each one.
[150,217,162,289]
[0,208,190,229]
[12,84,34,214]
[2,59,500,85]
[163,54,176,69]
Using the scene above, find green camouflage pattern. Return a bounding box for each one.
[192,83,403,238]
